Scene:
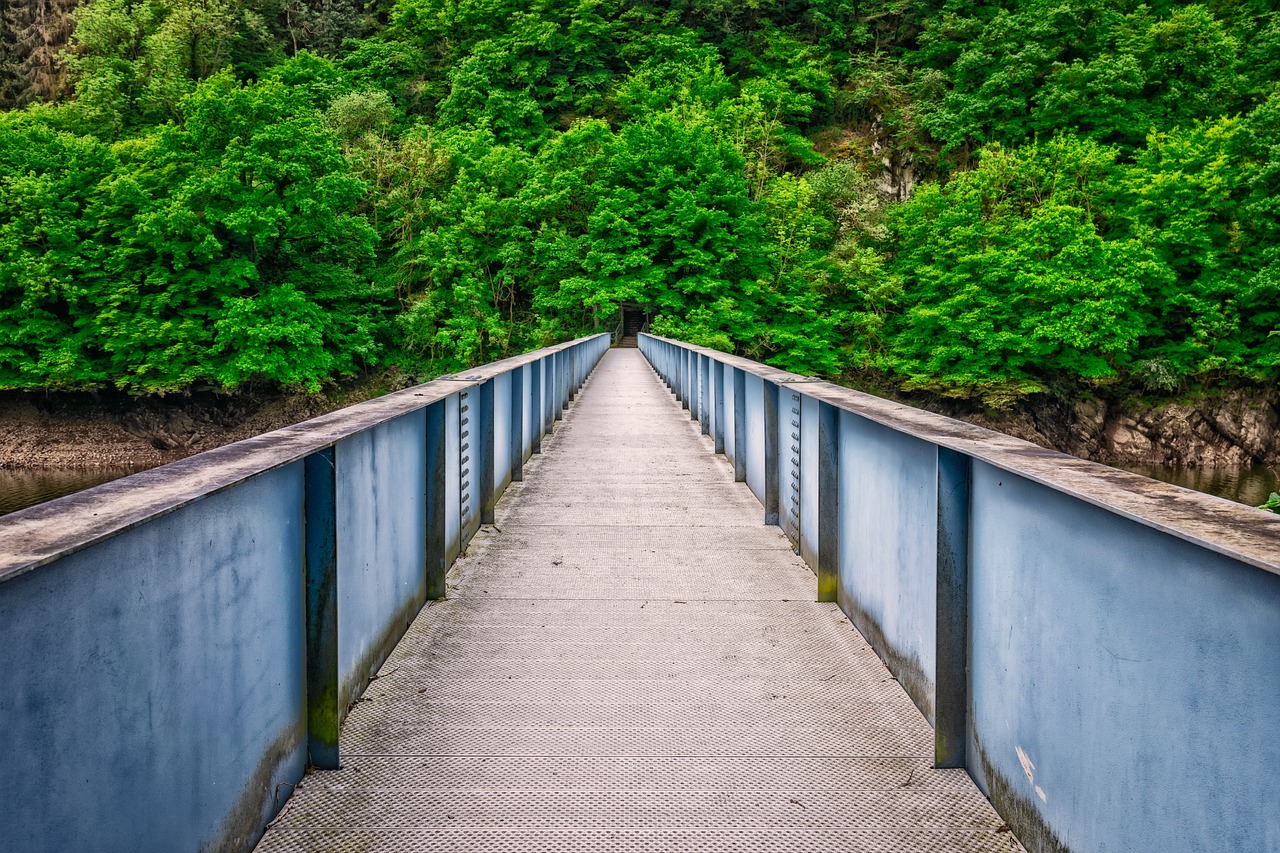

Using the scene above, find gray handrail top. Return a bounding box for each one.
[0,334,609,584]
[642,333,1280,576]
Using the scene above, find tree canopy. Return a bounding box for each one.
[0,0,1276,402]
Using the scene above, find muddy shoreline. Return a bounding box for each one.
[1,378,1276,473]
[0,378,401,470]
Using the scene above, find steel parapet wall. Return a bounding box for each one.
[638,332,1280,853]
[0,333,610,853]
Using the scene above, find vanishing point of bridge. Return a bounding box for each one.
[1,333,1277,853]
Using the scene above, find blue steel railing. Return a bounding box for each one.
[639,332,1280,853]
[0,333,610,853]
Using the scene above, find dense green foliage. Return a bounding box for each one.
[0,0,1277,399]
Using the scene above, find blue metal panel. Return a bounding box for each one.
[335,411,427,710]
[493,372,512,500]
[837,410,938,723]
[968,462,1280,853]
[521,364,533,460]
[744,374,764,503]
[799,392,820,569]
[445,393,461,563]
[0,465,306,853]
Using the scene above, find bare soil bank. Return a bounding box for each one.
[905,386,1280,468]
[1,375,1275,471]
[0,377,402,469]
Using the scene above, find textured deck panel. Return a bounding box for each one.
[256,350,1022,853]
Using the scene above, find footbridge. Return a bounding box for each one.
[2,334,1277,853]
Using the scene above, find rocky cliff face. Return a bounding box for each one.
[948,388,1280,468]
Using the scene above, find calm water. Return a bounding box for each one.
[1121,464,1279,508]
[1,462,1277,518]
[0,466,151,517]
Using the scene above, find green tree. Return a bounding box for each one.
[0,118,114,387]
[887,137,1164,405]
[78,71,382,391]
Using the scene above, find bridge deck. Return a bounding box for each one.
[257,349,1020,852]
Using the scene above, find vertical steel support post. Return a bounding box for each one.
[425,400,447,597]
[696,354,704,425]
[817,401,840,603]
[555,352,566,420]
[935,447,972,769]
[673,349,680,401]
[478,378,495,525]
[304,448,340,769]
[545,354,552,412]
[675,348,686,409]
[732,368,747,482]
[763,380,780,525]
[510,366,524,482]
[691,353,700,421]
[531,360,543,454]
[699,356,710,433]
[569,349,577,401]
[563,349,571,410]
[681,350,690,409]
[546,355,554,426]
[713,360,725,454]
[547,353,556,425]
[680,348,687,401]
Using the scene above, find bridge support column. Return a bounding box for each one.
[692,354,702,421]
[763,380,780,526]
[713,360,725,454]
[546,355,555,429]
[681,350,690,410]
[511,365,524,481]
[555,352,565,421]
[817,401,840,603]
[733,368,747,482]
[935,447,971,769]
[700,356,710,434]
[304,448,341,769]
[569,350,577,402]
[425,400,448,599]
[531,360,543,454]
[479,379,496,525]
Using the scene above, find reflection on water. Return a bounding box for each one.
[0,466,151,517]
[1123,464,1280,509]
[2,460,1277,519]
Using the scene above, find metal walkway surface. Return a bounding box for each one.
[256,349,1021,853]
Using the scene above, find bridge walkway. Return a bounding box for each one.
[256,349,1020,852]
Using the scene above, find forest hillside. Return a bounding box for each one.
[0,0,1276,426]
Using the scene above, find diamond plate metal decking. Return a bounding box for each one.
[256,350,1023,853]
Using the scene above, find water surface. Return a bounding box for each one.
[0,466,151,517]
[3,461,1277,519]
[1122,464,1279,509]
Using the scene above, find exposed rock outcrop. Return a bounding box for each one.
[941,388,1280,468]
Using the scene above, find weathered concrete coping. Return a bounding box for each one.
[643,333,1280,577]
[0,335,609,584]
